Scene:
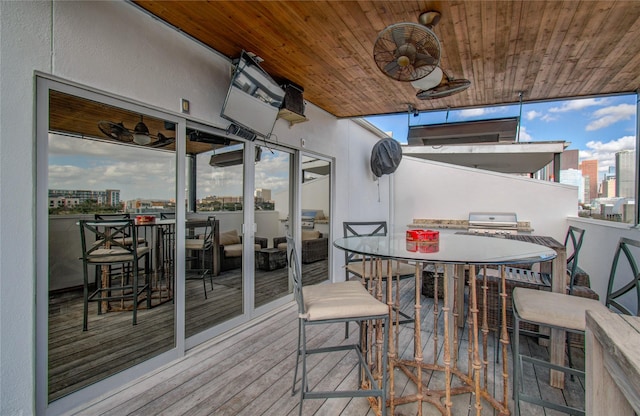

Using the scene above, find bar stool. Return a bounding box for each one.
[185,216,215,298]
[288,236,389,416]
[343,221,415,337]
[512,237,640,415]
[79,219,151,331]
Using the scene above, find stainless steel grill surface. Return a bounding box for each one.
[468,212,518,235]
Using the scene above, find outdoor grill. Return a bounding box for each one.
[467,212,518,236]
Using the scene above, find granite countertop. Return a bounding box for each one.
[408,218,534,232]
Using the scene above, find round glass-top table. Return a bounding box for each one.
[334,233,557,415]
[333,233,556,265]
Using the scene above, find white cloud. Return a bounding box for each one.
[516,126,533,142]
[458,108,487,118]
[457,106,509,119]
[585,135,635,152]
[540,114,558,122]
[48,134,176,200]
[580,135,635,175]
[586,104,635,131]
[525,110,541,121]
[548,98,607,113]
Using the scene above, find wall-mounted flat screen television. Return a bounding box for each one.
[221,51,285,139]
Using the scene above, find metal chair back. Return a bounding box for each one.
[342,221,387,278]
[564,225,585,289]
[80,219,138,259]
[606,237,640,316]
[286,236,305,317]
[202,216,215,249]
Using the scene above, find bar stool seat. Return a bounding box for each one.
[302,281,389,321]
[346,260,415,280]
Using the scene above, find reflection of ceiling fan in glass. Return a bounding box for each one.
[97,117,175,148]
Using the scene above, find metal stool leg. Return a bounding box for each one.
[513,312,521,415]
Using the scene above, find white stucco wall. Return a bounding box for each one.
[0,2,389,415]
[567,217,640,306]
[1,2,52,414]
[393,157,578,242]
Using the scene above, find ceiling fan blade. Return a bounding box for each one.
[414,53,437,66]
[150,132,175,148]
[416,79,471,99]
[383,61,400,76]
[391,26,407,48]
[98,120,133,142]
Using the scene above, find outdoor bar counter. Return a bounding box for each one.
[586,308,640,415]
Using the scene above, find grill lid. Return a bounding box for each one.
[468,212,518,228]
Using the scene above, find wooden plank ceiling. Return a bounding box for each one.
[133,0,640,118]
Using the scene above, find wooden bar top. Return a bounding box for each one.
[455,232,564,250]
[586,309,640,415]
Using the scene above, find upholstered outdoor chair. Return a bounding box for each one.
[219,229,268,271]
[274,229,328,264]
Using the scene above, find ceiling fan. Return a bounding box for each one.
[415,70,471,100]
[97,117,175,148]
[373,11,442,82]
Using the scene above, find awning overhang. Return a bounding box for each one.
[402,141,568,175]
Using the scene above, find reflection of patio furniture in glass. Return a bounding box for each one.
[274,230,328,264]
[256,248,287,271]
[94,213,147,246]
[185,216,216,299]
[79,219,151,331]
[156,220,175,302]
[219,229,268,271]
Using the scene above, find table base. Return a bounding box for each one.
[392,360,509,415]
[377,261,511,416]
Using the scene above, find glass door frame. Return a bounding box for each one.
[299,151,334,281]
[252,142,298,317]
[35,74,187,415]
[183,120,256,348]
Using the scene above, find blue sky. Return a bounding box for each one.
[365,94,637,179]
[49,94,636,201]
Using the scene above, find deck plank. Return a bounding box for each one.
[67,277,584,416]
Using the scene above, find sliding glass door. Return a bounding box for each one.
[299,154,331,287]
[39,81,179,407]
[253,145,294,308]
[36,77,334,415]
[185,124,248,339]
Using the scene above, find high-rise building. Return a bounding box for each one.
[579,160,598,202]
[561,149,579,170]
[105,189,120,207]
[48,188,119,205]
[601,178,616,198]
[559,168,584,203]
[255,188,272,202]
[616,150,636,198]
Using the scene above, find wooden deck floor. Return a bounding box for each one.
[48,261,329,402]
[66,278,585,416]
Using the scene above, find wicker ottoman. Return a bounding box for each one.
[475,273,540,333]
